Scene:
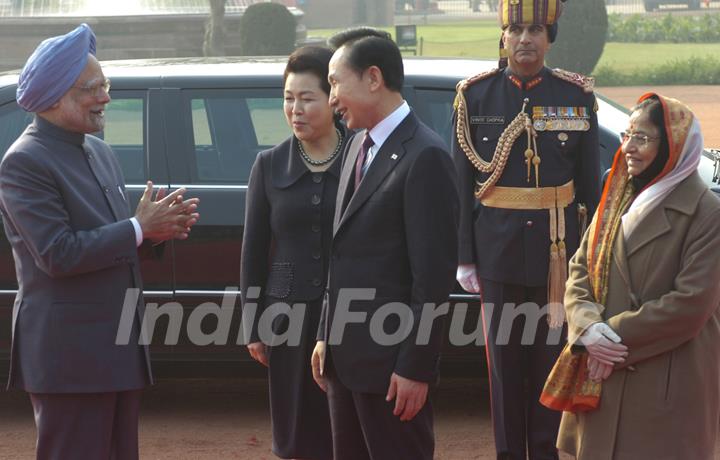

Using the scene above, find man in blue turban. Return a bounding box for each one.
[0,24,200,460]
[16,23,97,113]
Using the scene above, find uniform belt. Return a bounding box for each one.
[480,180,575,325]
[480,180,575,210]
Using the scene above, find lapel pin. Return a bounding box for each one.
[391,153,398,160]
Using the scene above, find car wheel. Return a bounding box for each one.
[644,0,656,11]
[688,0,700,9]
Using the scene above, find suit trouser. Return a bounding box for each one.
[325,361,434,460]
[481,279,563,460]
[29,389,142,460]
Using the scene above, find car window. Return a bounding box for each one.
[0,96,146,183]
[187,91,286,184]
[413,88,456,150]
[98,96,146,183]
[0,102,33,159]
[595,95,628,173]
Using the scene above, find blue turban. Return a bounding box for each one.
[16,23,97,113]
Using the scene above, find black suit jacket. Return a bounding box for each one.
[319,111,459,394]
[240,132,347,343]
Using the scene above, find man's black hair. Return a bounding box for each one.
[327,27,404,92]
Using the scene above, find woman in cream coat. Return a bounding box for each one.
[555,93,720,459]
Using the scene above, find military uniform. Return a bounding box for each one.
[452,65,601,459]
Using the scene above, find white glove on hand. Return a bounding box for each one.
[456,264,481,294]
[579,322,628,366]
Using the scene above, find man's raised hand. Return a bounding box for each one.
[134,181,200,242]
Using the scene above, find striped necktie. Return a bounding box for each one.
[354,132,374,192]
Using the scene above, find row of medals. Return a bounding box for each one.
[533,117,591,132]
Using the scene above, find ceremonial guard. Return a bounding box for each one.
[452,1,601,458]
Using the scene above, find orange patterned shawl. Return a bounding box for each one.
[540,93,694,412]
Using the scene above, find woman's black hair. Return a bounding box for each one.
[283,45,333,96]
[630,96,670,190]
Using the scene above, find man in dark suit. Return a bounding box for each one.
[0,24,199,460]
[310,28,459,460]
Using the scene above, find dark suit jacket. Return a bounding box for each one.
[319,111,459,394]
[240,132,347,343]
[0,116,152,393]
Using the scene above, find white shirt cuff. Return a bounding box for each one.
[129,217,143,247]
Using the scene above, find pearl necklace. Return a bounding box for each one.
[297,128,343,166]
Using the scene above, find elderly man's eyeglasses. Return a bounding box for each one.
[72,78,111,97]
[620,131,660,149]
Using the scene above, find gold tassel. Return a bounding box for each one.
[525,116,533,183]
[532,134,541,188]
[555,240,568,327]
[547,208,566,329]
[547,242,564,328]
[559,241,568,294]
[557,204,568,317]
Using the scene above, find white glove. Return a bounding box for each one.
[456,264,481,294]
[579,322,628,366]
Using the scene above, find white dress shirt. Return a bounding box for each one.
[362,101,411,175]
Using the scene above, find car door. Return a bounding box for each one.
[162,82,288,370]
[97,87,176,331]
[0,99,33,371]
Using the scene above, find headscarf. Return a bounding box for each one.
[497,0,564,67]
[16,23,97,113]
[541,93,701,413]
[621,99,702,238]
[590,93,698,293]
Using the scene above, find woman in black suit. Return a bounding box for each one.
[241,46,347,460]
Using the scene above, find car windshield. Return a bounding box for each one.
[596,93,629,140]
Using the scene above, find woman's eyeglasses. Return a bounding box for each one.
[72,78,111,97]
[620,131,660,149]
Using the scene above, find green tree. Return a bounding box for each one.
[239,2,295,56]
[546,0,608,75]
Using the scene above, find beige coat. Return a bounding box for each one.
[558,173,720,460]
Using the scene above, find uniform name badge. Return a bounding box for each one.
[470,115,505,125]
[532,106,590,132]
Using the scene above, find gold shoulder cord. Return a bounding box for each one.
[455,82,531,199]
[550,68,595,94]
